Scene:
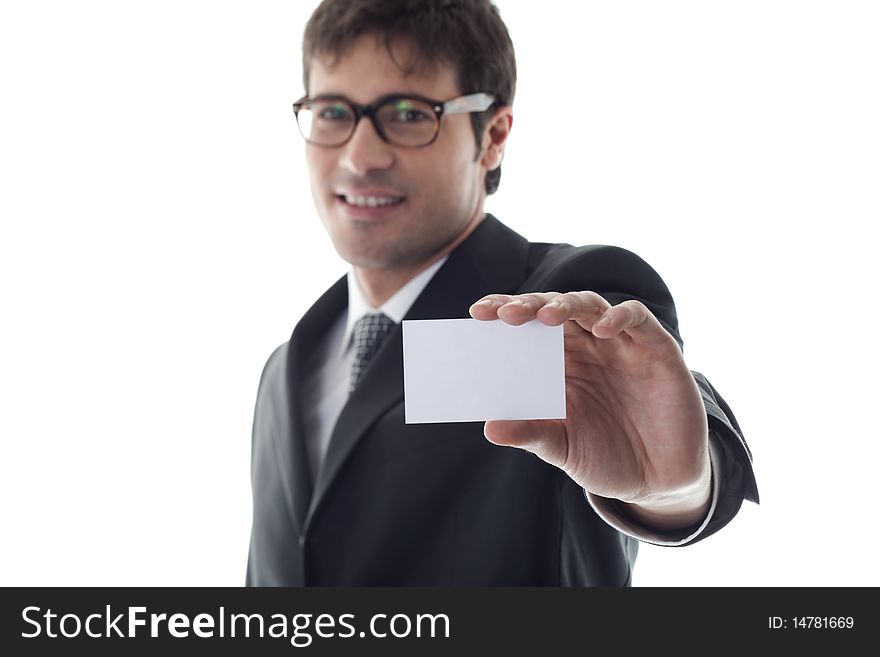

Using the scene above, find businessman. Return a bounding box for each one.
[246,0,759,585]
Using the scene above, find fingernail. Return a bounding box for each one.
[476,299,494,306]
[544,300,561,308]
[596,315,613,327]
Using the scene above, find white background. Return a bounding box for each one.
[1,0,877,586]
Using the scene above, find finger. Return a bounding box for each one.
[534,290,612,330]
[495,292,563,325]
[591,299,669,345]
[593,300,681,354]
[469,294,514,320]
[470,292,561,324]
[483,419,569,469]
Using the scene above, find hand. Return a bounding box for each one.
[469,291,712,529]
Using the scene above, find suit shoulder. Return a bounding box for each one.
[527,242,667,291]
[257,341,289,390]
[525,241,680,345]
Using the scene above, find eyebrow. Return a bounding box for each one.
[309,91,433,103]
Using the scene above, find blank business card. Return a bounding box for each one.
[402,318,566,424]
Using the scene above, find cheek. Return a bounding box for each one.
[418,140,478,199]
[306,150,335,193]
[307,158,340,218]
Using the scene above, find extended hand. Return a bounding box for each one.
[469,291,712,528]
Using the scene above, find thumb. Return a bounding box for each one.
[483,419,569,469]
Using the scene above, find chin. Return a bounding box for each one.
[332,239,393,269]
[339,241,434,271]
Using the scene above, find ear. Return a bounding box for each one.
[480,106,513,171]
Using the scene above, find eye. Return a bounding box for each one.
[316,104,352,121]
[389,101,430,123]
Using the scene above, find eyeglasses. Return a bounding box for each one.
[292,92,496,148]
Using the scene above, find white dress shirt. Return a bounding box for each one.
[301,257,448,481]
[299,257,720,546]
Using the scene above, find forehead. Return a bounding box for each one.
[308,34,460,103]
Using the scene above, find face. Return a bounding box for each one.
[305,35,496,272]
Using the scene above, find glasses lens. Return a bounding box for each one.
[376,98,439,147]
[296,100,355,146]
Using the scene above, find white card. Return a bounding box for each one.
[402,318,566,424]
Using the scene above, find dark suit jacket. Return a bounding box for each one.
[246,215,759,586]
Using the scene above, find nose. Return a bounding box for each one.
[338,116,395,176]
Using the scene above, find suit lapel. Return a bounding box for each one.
[281,274,348,531]
[304,215,531,531]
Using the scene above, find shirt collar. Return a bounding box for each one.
[340,256,448,356]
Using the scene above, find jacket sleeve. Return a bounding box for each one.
[528,243,759,545]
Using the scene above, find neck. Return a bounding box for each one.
[354,212,485,308]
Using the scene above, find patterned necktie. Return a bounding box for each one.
[349,312,396,393]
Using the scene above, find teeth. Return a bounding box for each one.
[343,194,403,207]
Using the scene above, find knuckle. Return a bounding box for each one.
[510,293,544,307]
[568,290,607,313]
[621,299,648,317]
[544,292,566,307]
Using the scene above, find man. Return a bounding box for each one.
[247,0,758,586]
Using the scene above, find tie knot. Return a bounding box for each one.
[349,312,396,392]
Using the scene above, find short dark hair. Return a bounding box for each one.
[302,0,516,195]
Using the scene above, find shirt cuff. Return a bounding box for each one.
[584,433,722,546]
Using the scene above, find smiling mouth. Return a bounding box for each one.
[337,193,406,208]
